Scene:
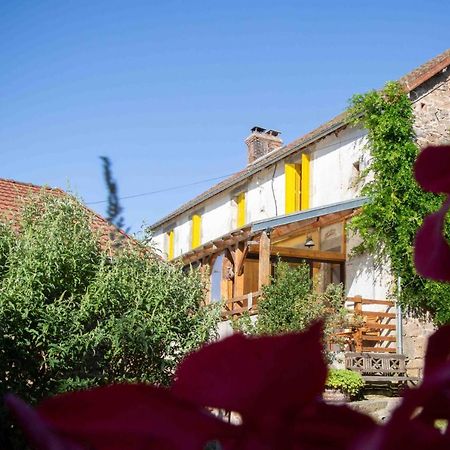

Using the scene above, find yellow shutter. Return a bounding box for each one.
[301,153,310,210]
[191,214,202,249]
[237,192,246,227]
[168,230,174,260]
[285,163,301,214]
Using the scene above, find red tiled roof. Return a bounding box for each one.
[0,178,132,248]
[149,48,450,230]
[399,49,450,91]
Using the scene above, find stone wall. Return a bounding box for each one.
[402,67,449,377]
[412,67,450,148]
[402,316,435,378]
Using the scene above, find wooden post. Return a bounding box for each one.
[354,295,363,352]
[258,230,271,289]
[221,252,234,302]
[199,258,211,305]
[312,261,322,292]
[341,219,347,256]
[234,243,245,298]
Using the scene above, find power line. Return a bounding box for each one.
[87,132,365,205]
[86,173,237,205]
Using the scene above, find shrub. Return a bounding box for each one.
[233,261,349,342]
[326,369,365,398]
[0,191,219,448]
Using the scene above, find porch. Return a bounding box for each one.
[180,198,399,354]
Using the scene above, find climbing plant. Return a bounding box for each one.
[347,81,450,324]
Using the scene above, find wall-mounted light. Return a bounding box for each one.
[304,235,315,248]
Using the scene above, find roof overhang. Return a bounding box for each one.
[180,197,369,265]
[251,197,369,233]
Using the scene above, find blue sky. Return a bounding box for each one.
[1,0,449,233]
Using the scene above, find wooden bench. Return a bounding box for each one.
[345,352,420,385]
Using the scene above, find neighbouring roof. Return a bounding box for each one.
[0,178,132,248]
[149,49,450,231]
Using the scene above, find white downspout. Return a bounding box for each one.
[396,276,403,354]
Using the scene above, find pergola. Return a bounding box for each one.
[179,198,368,315]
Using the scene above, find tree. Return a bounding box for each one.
[0,191,218,447]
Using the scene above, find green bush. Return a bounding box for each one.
[0,191,219,447]
[233,262,349,342]
[326,369,365,398]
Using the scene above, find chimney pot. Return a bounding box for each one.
[245,126,283,165]
[251,126,266,133]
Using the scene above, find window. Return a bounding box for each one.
[236,192,246,228]
[167,229,174,260]
[285,153,310,214]
[191,213,202,249]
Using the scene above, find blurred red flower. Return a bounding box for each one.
[414,145,450,281]
[6,322,449,450]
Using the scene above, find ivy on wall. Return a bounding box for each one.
[347,81,450,325]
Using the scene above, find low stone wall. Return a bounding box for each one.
[402,316,435,378]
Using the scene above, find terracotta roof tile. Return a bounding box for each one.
[0,178,133,248]
[399,49,450,91]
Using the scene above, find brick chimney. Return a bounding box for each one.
[245,126,283,164]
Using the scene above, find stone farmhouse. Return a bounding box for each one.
[150,49,450,379]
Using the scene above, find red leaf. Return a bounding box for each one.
[424,324,450,377]
[359,364,450,450]
[414,196,450,281]
[358,325,450,450]
[36,384,231,450]
[415,146,450,193]
[5,394,85,450]
[291,402,376,450]
[173,322,326,421]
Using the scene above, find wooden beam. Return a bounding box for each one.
[363,311,396,319]
[235,243,249,276]
[341,219,347,256]
[362,323,396,331]
[249,245,346,263]
[363,335,397,342]
[199,260,211,304]
[361,347,396,353]
[271,219,317,241]
[234,243,245,297]
[181,230,253,265]
[258,231,271,289]
[221,252,234,301]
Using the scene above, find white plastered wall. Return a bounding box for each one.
[201,191,234,243]
[246,162,285,223]
[310,127,368,207]
[345,231,392,305]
